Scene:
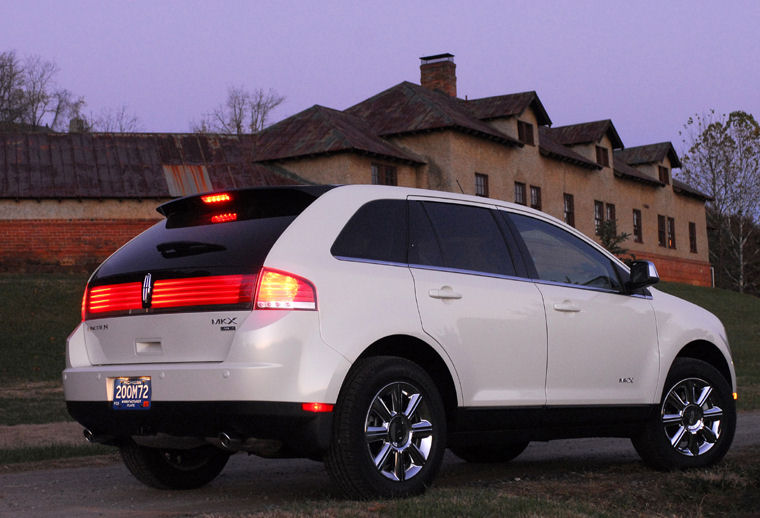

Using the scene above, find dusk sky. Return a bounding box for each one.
[3,1,759,156]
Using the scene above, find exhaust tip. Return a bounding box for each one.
[83,429,95,442]
[219,432,233,450]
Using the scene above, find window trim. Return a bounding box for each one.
[667,217,676,249]
[658,215,667,247]
[529,185,542,210]
[563,193,575,227]
[596,146,610,167]
[517,120,535,146]
[659,166,670,185]
[633,209,643,243]
[514,182,527,205]
[689,221,697,253]
[475,172,489,197]
[371,163,398,186]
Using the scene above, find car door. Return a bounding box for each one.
[505,212,660,406]
[408,199,547,407]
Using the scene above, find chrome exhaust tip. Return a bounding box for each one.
[83,428,95,442]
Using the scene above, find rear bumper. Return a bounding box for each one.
[67,400,332,456]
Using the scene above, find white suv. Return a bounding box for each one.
[64,184,737,498]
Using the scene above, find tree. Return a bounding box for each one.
[596,219,632,260]
[192,85,284,134]
[89,105,142,132]
[0,50,81,131]
[679,110,760,293]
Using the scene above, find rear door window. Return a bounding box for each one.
[409,201,516,277]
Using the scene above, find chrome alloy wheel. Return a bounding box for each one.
[661,377,724,457]
[364,381,434,481]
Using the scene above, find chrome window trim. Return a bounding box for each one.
[333,255,652,299]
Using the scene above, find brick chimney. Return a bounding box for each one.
[420,53,456,97]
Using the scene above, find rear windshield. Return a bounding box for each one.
[92,187,328,283]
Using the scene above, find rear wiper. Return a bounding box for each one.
[157,241,227,258]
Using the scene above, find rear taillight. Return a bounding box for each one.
[210,212,237,224]
[254,268,317,310]
[151,275,255,308]
[83,274,256,319]
[87,282,143,314]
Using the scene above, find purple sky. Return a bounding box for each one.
[3,1,759,155]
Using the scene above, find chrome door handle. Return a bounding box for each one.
[553,301,581,312]
[428,287,462,300]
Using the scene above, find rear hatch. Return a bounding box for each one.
[82,186,333,365]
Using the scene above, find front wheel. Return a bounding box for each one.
[325,356,447,499]
[632,358,735,470]
[120,440,230,489]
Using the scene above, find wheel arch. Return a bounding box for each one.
[355,334,459,424]
[675,340,733,389]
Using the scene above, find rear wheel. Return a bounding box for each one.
[450,441,529,463]
[632,358,735,470]
[120,440,230,489]
[325,356,446,499]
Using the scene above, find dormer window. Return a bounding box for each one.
[659,166,670,184]
[595,146,609,167]
[517,120,535,146]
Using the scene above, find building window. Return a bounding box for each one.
[659,166,670,185]
[371,163,397,185]
[529,185,542,210]
[475,173,489,197]
[563,193,575,227]
[517,120,535,146]
[596,145,610,167]
[514,182,526,205]
[633,209,643,243]
[605,203,616,233]
[667,217,676,249]
[594,200,604,232]
[658,215,667,247]
[689,222,697,253]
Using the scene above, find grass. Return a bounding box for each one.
[658,282,760,410]
[0,273,87,383]
[0,443,115,465]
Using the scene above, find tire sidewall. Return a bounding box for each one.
[328,356,447,498]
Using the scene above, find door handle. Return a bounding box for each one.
[553,301,581,312]
[428,287,462,300]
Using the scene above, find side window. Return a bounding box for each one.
[409,201,516,276]
[509,213,622,291]
[331,199,407,264]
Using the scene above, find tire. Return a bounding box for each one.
[325,356,447,499]
[450,441,529,463]
[120,440,230,489]
[632,358,736,470]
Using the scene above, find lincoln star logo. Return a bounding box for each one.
[142,273,153,308]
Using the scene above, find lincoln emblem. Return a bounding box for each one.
[142,273,153,308]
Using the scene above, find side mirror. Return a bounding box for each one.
[626,260,659,292]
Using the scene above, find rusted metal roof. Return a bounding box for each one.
[615,142,682,168]
[461,91,552,126]
[0,133,300,199]
[254,105,425,165]
[547,120,624,149]
[345,82,521,146]
[612,158,663,187]
[537,127,600,170]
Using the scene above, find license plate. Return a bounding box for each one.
[112,377,151,410]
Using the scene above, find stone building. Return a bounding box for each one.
[0,53,711,285]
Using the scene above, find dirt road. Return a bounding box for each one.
[2,411,758,517]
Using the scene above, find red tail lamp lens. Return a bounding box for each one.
[301,402,334,413]
[87,282,143,314]
[201,193,231,204]
[255,268,317,310]
[210,212,238,224]
[151,275,255,308]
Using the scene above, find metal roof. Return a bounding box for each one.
[0,133,299,199]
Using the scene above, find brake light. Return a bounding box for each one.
[151,275,255,308]
[302,402,334,413]
[201,193,231,204]
[254,268,317,310]
[87,282,143,314]
[210,212,237,224]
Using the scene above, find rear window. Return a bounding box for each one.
[330,199,408,264]
[92,187,329,283]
